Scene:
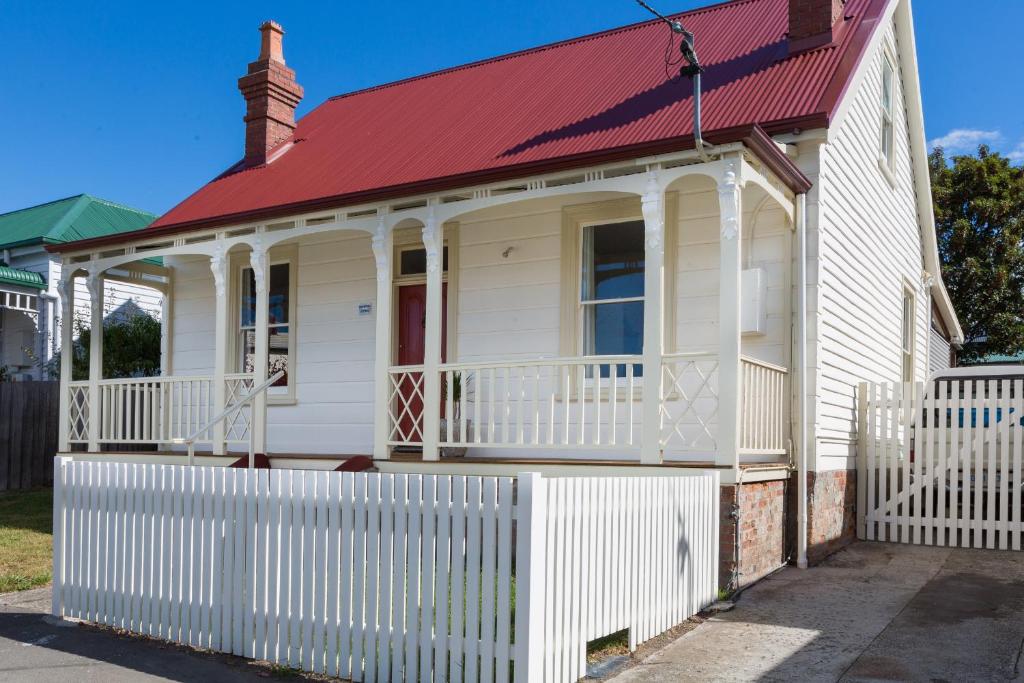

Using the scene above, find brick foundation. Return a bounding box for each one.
[803,469,857,564]
[719,479,787,591]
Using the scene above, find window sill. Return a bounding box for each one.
[268,397,297,407]
[877,156,898,189]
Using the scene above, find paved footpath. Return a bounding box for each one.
[0,587,275,682]
[612,542,1024,682]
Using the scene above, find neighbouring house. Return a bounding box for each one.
[48,0,962,584]
[0,195,164,380]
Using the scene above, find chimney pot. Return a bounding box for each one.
[259,21,285,63]
[238,21,304,167]
[789,0,846,54]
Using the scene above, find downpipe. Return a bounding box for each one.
[729,191,809,592]
[796,192,809,569]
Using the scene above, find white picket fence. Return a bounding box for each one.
[858,380,1024,550]
[52,459,719,682]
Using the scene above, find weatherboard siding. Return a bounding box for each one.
[813,22,930,470]
[929,326,951,375]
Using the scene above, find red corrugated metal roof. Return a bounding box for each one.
[146,0,885,233]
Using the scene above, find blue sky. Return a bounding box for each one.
[1,0,1021,216]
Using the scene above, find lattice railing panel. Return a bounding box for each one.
[67,383,90,443]
[388,366,425,445]
[660,353,720,453]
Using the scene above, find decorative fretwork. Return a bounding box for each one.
[388,367,425,445]
[660,354,720,453]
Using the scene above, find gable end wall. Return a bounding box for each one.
[814,17,930,472]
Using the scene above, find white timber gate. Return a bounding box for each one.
[51,460,719,682]
[858,378,1024,550]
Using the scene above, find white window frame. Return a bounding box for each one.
[901,280,915,383]
[879,50,896,176]
[230,244,298,405]
[559,196,677,396]
[578,216,646,364]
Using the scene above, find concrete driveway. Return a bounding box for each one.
[613,542,1024,682]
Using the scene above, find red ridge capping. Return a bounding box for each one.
[228,453,271,468]
[335,456,374,472]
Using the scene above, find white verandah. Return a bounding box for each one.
[57,145,797,472]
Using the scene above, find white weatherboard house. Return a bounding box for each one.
[51,0,960,584]
[0,195,163,380]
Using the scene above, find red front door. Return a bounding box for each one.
[396,283,447,442]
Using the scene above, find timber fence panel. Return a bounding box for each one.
[860,380,1024,551]
[52,462,720,683]
[0,381,59,491]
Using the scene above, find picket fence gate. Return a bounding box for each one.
[52,459,719,682]
[858,380,1024,550]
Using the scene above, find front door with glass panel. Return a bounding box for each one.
[394,245,448,445]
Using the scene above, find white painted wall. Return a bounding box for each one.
[810,19,933,471]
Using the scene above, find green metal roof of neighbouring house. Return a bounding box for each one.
[0,264,46,290]
[0,195,157,250]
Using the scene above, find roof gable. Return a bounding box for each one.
[141,0,885,233]
[0,195,156,249]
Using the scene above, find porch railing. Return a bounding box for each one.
[65,373,255,447]
[739,356,788,455]
[438,356,642,449]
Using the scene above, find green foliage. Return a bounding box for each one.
[930,145,1024,362]
[50,313,162,380]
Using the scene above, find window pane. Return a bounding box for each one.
[240,327,289,387]
[582,221,645,300]
[584,300,644,376]
[241,268,256,328]
[400,247,448,276]
[270,326,289,386]
[882,60,893,114]
[269,263,289,325]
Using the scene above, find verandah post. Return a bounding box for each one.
[251,235,270,456]
[372,216,394,461]
[211,242,229,455]
[86,270,104,452]
[57,274,75,452]
[421,205,443,461]
[514,472,548,683]
[640,169,666,465]
[717,158,743,468]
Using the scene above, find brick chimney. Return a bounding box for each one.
[789,0,846,53]
[238,21,304,167]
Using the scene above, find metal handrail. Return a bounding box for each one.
[173,370,284,467]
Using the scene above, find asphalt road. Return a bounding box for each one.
[0,588,279,682]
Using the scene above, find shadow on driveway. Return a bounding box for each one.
[0,587,307,682]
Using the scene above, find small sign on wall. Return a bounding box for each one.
[358,303,373,316]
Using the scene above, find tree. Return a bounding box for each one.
[48,312,162,380]
[930,145,1024,363]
